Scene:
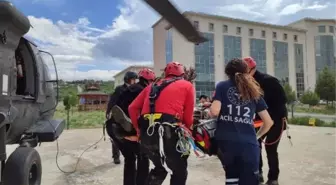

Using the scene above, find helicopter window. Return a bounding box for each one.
[15,39,36,99]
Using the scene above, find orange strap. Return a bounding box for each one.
[254,120,263,128]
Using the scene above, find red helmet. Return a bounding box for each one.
[164,62,184,77]
[243,57,257,69]
[138,68,156,81]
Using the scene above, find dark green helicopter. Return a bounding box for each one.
[0,0,207,184]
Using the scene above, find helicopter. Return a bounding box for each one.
[0,0,207,184]
[0,1,64,184]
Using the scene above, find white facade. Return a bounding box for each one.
[113,65,153,87]
[288,18,336,90]
[153,11,336,96]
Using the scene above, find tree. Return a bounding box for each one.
[300,91,320,107]
[283,83,296,118]
[63,94,78,129]
[315,67,336,105]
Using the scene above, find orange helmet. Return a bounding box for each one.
[164,62,184,77]
[138,68,156,81]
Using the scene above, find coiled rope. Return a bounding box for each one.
[146,121,205,174]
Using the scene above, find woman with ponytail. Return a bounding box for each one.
[209,58,274,185]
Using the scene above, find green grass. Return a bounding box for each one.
[53,106,105,129]
[292,105,335,115]
[289,116,336,127]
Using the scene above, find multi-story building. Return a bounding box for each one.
[288,18,336,90]
[113,65,153,87]
[152,11,336,98]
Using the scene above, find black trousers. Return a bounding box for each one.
[217,141,260,185]
[106,120,121,159]
[119,139,150,185]
[106,119,150,185]
[112,141,120,159]
[139,118,188,185]
[258,118,284,181]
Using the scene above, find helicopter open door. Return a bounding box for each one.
[14,38,38,101]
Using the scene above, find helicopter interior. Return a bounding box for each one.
[15,38,36,100]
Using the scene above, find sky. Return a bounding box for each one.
[9,0,336,81]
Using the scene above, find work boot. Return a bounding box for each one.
[113,158,121,164]
[265,180,279,185]
[112,105,133,132]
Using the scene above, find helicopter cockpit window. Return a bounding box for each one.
[15,39,36,99]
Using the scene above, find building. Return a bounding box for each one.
[152,11,336,98]
[113,65,154,87]
[77,84,109,111]
[288,18,336,90]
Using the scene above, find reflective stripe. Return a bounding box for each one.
[226,178,239,184]
[226,178,239,182]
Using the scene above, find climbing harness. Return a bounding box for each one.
[145,77,205,175]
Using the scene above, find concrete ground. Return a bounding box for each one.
[7,125,336,185]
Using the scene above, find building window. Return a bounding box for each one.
[329,26,334,33]
[209,23,214,32]
[261,30,266,38]
[295,44,305,96]
[250,38,267,73]
[236,27,241,35]
[273,41,289,86]
[318,25,326,33]
[294,35,298,42]
[193,21,199,30]
[273,32,277,39]
[223,25,228,33]
[195,32,215,97]
[283,33,288,41]
[165,29,173,64]
[224,35,242,65]
[249,29,254,36]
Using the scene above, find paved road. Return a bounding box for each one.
[290,112,336,122]
[6,125,336,185]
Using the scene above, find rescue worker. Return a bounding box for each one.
[128,62,195,185]
[111,68,156,185]
[105,71,138,164]
[209,58,274,185]
[243,57,288,185]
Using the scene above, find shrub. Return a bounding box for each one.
[300,91,320,107]
[289,116,336,127]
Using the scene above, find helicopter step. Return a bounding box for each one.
[24,119,66,143]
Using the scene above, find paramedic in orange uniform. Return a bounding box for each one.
[128,62,195,185]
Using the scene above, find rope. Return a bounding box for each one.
[146,121,205,174]
[261,118,292,146]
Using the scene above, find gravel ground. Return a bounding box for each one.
[6,125,336,185]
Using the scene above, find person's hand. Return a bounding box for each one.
[124,135,139,142]
[203,102,211,107]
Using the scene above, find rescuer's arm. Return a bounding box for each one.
[128,87,147,136]
[210,82,223,117]
[106,86,122,119]
[182,84,195,129]
[256,97,274,139]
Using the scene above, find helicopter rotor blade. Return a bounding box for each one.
[142,0,208,44]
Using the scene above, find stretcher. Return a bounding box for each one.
[192,106,265,155]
